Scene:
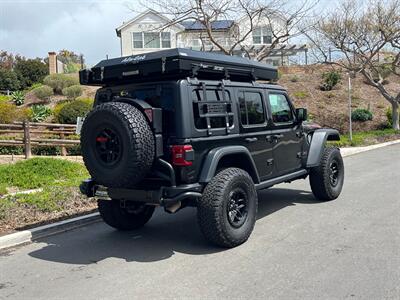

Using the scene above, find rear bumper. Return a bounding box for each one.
[79,179,202,207]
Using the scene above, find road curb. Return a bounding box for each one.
[1,139,399,251]
[0,212,100,250]
[340,139,400,157]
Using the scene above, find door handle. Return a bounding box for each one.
[245,137,258,143]
[266,135,274,143]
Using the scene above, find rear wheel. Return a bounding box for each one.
[309,147,344,201]
[98,199,155,230]
[197,168,258,248]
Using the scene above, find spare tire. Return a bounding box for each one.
[81,102,155,188]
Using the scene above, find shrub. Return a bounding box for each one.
[32,85,54,101]
[11,91,25,106]
[386,108,392,127]
[385,107,399,128]
[0,102,29,123]
[0,95,10,102]
[0,68,21,91]
[14,58,48,89]
[320,71,341,91]
[351,108,373,122]
[0,145,24,155]
[62,84,82,99]
[55,98,93,124]
[53,101,67,120]
[43,74,79,94]
[29,105,52,122]
[292,91,308,99]
[26,82,43,91]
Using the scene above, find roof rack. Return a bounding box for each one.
[79,48,278,86]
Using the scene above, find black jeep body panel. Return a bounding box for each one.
[80,49,340,209]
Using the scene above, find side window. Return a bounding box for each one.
[268,93,294,124]
[192,89,233,129]
[239,91,265,126]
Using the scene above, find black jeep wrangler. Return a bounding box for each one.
[79,49,344,248]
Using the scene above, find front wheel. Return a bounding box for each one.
[309,147,344,201]
[197,168,258,248]
[98,199,155,230]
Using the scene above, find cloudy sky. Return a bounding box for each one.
[0,0,138,66]
[0,0,333,66]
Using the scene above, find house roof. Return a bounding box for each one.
[180,20,235,31]
[115,9,185,37]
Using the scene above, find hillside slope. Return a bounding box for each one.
[278,65,399,133]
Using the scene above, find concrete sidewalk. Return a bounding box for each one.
[340,139,400,157]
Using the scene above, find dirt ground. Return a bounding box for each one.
[278,65,399,133]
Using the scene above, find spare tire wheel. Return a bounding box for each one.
[80,102,155,188]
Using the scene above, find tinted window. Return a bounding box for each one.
[239,91,265,125]
[268,94,294,123]
[192,89,233,129]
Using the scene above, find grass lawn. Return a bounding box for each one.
[0,158,96,234]
[330,128,400,147]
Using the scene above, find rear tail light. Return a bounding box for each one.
[171,145,194,166]
[144,108,153,123]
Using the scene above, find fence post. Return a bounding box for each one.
[60,126,67,156]
[23,120,31,159]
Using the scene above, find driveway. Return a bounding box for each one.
[1,144,399,299]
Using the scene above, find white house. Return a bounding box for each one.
[116,9,184,56]
[116,9,303,66]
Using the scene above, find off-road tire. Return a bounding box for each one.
[98,199,155,230]
[309,147,344,201]
[197,168,258,248]
[81,102,154,188]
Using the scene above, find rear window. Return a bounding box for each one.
[123,86,174,109]
[192,89,233,130]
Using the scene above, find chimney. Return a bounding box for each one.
[48,52,57,74]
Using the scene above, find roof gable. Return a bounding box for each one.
[116,9,184,36]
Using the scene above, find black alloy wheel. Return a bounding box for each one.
[95,128,122,166]
[227,188,249,228]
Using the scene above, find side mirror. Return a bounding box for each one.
[296,108,308,122]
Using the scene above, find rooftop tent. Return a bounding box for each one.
[79,48,278,86]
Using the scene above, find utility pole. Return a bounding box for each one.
[348,72,353,142]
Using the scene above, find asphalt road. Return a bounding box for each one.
[1,144,399,300]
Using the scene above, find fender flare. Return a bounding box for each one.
[306,129,340,167]
[113,97,153,111]
[199,146,260,183]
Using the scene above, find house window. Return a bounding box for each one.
[190,39,200,47]
[144,32,160,48]
[132,31,171,49]
[239,91,265,125]
[252,26,273,44]
[132,32,143,48]
[161,32,171,48]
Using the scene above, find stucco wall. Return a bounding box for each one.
[119,13,181,56]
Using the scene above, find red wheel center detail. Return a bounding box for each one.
[96,137,108,142]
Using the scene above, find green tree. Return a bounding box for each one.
[14,58,48,89]
[0,51,16,70]
[57,49,83,73]
[0,68,21,91]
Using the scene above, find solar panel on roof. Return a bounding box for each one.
[181,20,234,30]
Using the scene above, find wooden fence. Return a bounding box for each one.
[0,121,80,158]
